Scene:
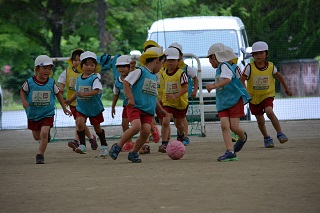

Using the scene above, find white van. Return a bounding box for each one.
[146,16,252,121]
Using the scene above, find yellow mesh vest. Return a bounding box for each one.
[247,61,275,105]
[66,67,82,106]
[161,68,188,110]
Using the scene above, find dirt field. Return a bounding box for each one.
[0,119,319,213]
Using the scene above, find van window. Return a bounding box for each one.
[149,30,240,57]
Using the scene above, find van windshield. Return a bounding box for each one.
[149,30,239,58]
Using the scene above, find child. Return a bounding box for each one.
[57,49,98,151]
[109,48,167,163]
[65,51,108,157]
[205,43,250,162]
[168,42,199,146]
[20,55,72,164]
[111,55,135,152]
[158,47,189,153]
[240,41,292,148]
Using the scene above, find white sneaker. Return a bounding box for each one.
[75,144,87,154]
[99,145,109,158]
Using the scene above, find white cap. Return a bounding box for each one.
[169,42,182,53]
[115,55,131,66]
[148,46,164,57]
[206,43,225,57]
[215,49,238,63]
[164,47,180,59]
[34,55,54,67]
[80,51,97,61]
[251,41,268,53]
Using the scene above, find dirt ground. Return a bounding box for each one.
[0,119,319,213]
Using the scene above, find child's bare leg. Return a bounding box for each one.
[174,117,185,136]
[230,117,245,140]
[33,126,50,155]
[265,107,282,133]
[118,119,141,147]
[161,113,172,141]
[183,117,189,137]
[255,115,268,138]
[132,123,151,152]
[220,117,233,151]
[84,124,93,139]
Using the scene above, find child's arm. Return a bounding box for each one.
[59,83,65,95]
[240,74,247,88]
[65,93,76,106]
[20,89,29,109]
[76,88,99,97]
[156,100,167,118]
[111,94,119,118]
[190,76,199,98]
[123,80,134,108]
[56,93,72,116]
[206,78,231,93]
[275,72,292,96]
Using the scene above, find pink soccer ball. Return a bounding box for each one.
[166,140,186,160]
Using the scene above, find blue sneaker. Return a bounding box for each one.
[264,136,274,148]
[277,132,288,144]
[128,152,142,163]
[234,132,247,152]
[183,137,190,146]
[217,150,238,162]
[109,143,121,160]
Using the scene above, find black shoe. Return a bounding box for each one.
[36,154,45,164]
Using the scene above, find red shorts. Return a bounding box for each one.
[249,97,274,115]
[126,107,153,125]
[163,106,188,119]
[70,105,77,120]
[122,106,128,119]
[218,98,244,118]
[76,112,104,125]
[28,117,54,131]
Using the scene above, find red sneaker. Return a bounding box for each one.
[151,126,160,143]
[122,141,134,152]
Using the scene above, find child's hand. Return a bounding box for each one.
[190,90,197,98]
[127,98,135,108]
[65,99,72,106]
[206,84,215,93]
[160,108,168,117]
[166,94,176,100]
[22,100,29,109]
[285,88,292,96]
[111,107,115,119]
[63,108,72,116]
[76,91,85,97]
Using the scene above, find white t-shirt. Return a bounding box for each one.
[57,69,67,84]
[185,66,197,79]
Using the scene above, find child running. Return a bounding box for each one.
[109,48,167,163]
[57,49,98,151]
[20,55,71,164]
[240,41,292,148]
[205,43,250,162]
[65,51,108,157]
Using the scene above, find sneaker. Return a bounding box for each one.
[277,132,288,144]
[99,145,109,158]
[109,143,121,160]
[177,132,185,142]
[75,144,87,154]
[151,126,160,143]
[264,136,274,148]
[139,144,150,154]
[231,132,239,142]
[183,137,190,146]
[68,140,80,151]
[128,152,142,163]
[158,143,167,153]
[122,141,134,152]
[89,135,98,150]
[217,150,238,162]
[233,132,247,152]
[36,154,45,164]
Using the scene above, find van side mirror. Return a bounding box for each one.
[241,47,252,59]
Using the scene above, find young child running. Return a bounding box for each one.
[240,41,292,148]
[65,51,108,157]
[205,43,250,162]
[20,55,72,164]
[109,48,167,163]
[168,42,199,146]
[158,47,189,153]
[57,49,98,151]
[111,55,135,152]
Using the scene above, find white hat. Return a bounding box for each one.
[169,42,183,53]
[164,47,180,59]
[206,43,225,57]
[115,55,131,66]
[251,41,268,53]
[34,55,54,67]
[215,49,238,63]
[80,51,97,61]
[148,46,164,57]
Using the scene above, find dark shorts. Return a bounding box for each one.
[163,106,188,119]
[249,97,274,115]
[28,117,54,131]
[76,112,104,125]
[218,98,244,118]
[126,107,153,125]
